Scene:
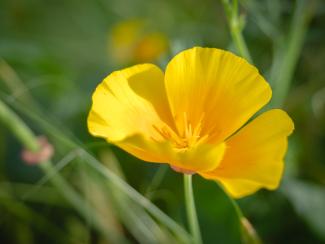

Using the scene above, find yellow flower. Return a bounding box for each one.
[109,20,168,64]
[88,47,294,198]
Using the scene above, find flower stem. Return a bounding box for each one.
[221,0,252,63]
[184,174,203,244]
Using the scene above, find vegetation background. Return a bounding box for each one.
[0,0,324,243]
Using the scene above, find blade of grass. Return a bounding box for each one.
[81,151,190,243]
[0,94,191,243]
[78,165,128,243]
[0,59,37,108]
[0,98,123,243]
[0,60,190,242]
[270,0,315,107]
[22,149,80,201]
[98,150,176,244]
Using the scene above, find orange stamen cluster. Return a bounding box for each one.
[153,113,207,151]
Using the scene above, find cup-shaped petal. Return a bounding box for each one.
[200,109,294,198]
[88,64,174,142]
[165,47,272,143]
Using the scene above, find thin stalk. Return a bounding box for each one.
[184,174,202,244]
[97,150,172,243]
[0,93,191,243]
[0,59,192,242]
[271,0,314,107]
[0,99,39,151]
[0,59,37,108]
[218,183,261,244]
[0,98,120,243]
[82,152,191,243]
[221,0,252,63]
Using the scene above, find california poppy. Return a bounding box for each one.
[88,47,294,198]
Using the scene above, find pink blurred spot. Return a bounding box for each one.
[21,136,54,165]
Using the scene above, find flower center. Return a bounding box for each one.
[153,113,207,151]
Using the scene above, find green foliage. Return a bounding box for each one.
[0,0,324,243]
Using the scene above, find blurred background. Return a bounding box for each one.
[0,0,324,243]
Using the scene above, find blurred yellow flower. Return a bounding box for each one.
[88,47,294,198]
[109,20,168,64]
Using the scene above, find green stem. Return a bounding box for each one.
[184,174,202,244]
[271,0,314,107]
[218,183,261,244]
[0,94,191,243]
[0,59,37,108]
[83,152,191,243]
[0,99,39,152]
[231,26,252,63]
[221,0,252,63]
[0,99,120,242]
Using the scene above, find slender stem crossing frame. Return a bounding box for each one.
[184,174,203,244]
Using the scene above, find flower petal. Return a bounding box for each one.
[88,64,174,142]
[200,109,294,198]
[116,134,226,172]
[164,47,272,143]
